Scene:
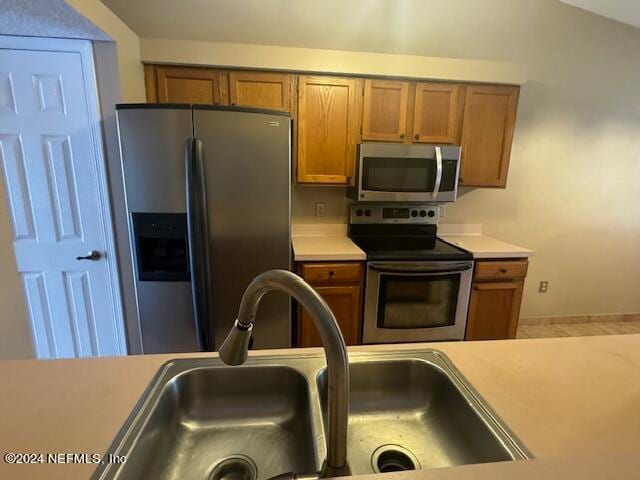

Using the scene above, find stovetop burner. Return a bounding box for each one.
[351,236,472,261]
[348,204,472,262]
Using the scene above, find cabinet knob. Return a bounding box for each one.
[499,268,507,274]
[414,133,420,140]
[328,271,335,277]
[399,133,405,139]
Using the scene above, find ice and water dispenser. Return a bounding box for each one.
[131,213,190,282]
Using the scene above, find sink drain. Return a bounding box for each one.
[207,454,258,480]
[371,445,421,473]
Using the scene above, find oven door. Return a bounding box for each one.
[356,144,460,202]
[363,261,473,343]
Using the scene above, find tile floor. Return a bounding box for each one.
[517,321,640,339]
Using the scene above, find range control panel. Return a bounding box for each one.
[350,204,439,224]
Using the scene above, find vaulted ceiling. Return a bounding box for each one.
[559,0,640,29]
[100,0,640,61]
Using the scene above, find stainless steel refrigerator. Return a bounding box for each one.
[116,104,291,353]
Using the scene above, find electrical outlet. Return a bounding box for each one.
[315,202,326,217]
[538,281,549,293]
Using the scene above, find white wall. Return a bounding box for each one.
[138,0,640,318]
[140,39,527,85]
[317,1,639,319]
[65,0,145,102]
[0,2,145,358]
[0,175,34,359]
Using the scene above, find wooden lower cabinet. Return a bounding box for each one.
[465,259,528,341]
[296,262,363,347]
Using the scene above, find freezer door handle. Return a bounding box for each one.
[185,137,212,350]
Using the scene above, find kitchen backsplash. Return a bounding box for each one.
[292,185,350,223]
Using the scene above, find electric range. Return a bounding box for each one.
[348,204,473,343]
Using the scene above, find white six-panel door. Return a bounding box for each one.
[0,37,126,358]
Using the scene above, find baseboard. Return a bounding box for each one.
[520,313,640,326]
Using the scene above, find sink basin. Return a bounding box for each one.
[103,365,317,480]
[317,359,516,474]
[93,350,529,479]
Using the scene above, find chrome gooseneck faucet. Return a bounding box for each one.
[219,269,351,478]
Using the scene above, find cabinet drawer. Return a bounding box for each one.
[474,260,528,281]
[300,262,362,284]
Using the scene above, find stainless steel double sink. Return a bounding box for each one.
[93,350,530,479]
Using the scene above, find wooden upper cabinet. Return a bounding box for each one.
[154,66,228,105]
[228,71,293,112]
[296,75,363,184]
[460,84,520,187]
[412,82,464,144]
[362,79,409,142]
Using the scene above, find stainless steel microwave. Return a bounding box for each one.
[349,143,461,202]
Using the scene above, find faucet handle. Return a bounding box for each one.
[219,319,253,365]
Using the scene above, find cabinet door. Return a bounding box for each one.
[228,71,293,112]
[412,82,463,144]
[362,79,409,142]
[460,84,519,187]
[143,64,159,102]
[465,280,524,341]
[155,66,228,105]
[298,285,362,347]
[296,75,363,184]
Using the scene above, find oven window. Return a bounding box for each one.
[377,274,459,329]
[362,157,435,192]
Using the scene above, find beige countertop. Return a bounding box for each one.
[439,233,534,259]
[1,335,639,479]
[292,223,533,262]
[292,223,366,261]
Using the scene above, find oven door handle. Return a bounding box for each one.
[369,262,473,274]
[432,146,443,201]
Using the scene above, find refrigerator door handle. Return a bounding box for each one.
[185,137,212,350]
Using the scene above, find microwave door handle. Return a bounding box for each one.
[432,146,443,201]
[369,262,473,274]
